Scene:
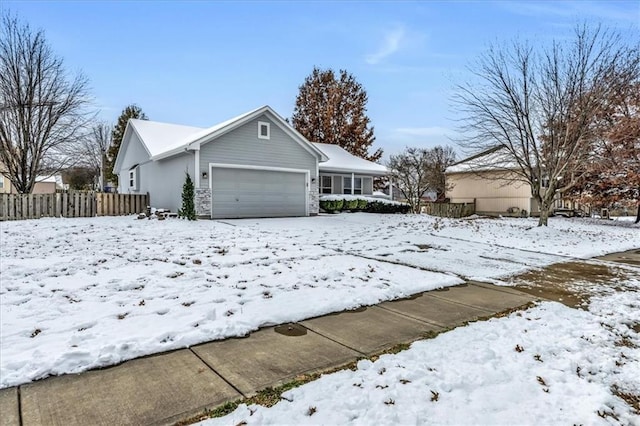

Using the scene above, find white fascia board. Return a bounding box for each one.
[209,162,310,174]
[319,167,389,176]
[113,122,152,173]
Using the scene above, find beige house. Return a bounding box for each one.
[0,173,65,194]
[446,147,541,217]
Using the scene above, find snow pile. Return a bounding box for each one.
[203,283,640,425]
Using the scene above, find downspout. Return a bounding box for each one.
[192,142,201,189]
[194,150,200,189]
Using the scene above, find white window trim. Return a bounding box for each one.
[128,166,138,191]
[320,175,332,194]
[353,177,363,195]
[258,121,270,140]
[320,173,374,195]
[343,176,352,194]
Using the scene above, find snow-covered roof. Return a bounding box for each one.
[117,106,328,165]
[313,143,388,176]
[35,175,64,188]
[128,119,203,158]
[446,146,520,174]
[115,106,389,175]
[150,106,269,160]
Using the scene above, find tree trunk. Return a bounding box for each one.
[538,200,551,226]
[636,200,640,224]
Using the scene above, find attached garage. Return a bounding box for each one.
[210,164,308,219]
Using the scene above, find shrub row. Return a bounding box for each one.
[319,198,410,214]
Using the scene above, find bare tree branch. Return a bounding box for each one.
[0,12,92,193]
[453,24,639,226]
[388,146,456,213]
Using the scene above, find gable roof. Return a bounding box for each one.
[114,106,328,173]
[128,119,203,158]
[113,119,203,173]
[152,105,328,162]
[313,143,388,176]
[114,106,393,176]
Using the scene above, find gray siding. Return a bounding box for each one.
[116,132,150,193]
[198,113,318,187]
[117,131,194,212]
[141,154,193,212]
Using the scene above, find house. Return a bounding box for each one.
[113,105,388,219]
[445,147,540,216]
[0,170,65,194]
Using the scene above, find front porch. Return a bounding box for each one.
[319,173,376,196]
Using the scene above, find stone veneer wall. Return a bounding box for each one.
[195,188,211,217]
[309,181,319,215]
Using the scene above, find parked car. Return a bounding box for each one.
[553,208,586,218]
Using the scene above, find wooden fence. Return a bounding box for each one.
[0,192,149,221]
[421,201,476,218]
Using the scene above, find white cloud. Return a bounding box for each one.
[365,26,406,65]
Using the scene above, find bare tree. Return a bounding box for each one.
[76,122,112,190]
[426,145,457,201]
[453,24,640,226]
[388,147,432,213]
[0,13,92,193]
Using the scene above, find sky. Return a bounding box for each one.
[2,0,639,160]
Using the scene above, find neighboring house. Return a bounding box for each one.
[0,171,65,194]
[0,172,7,194]
[445,147,542,216]
[113,105,388,219]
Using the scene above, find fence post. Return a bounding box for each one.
[1,194,6,220]
[96,193,102,216]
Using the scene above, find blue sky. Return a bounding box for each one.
[3,1,639,159]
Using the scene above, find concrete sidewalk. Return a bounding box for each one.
[0,282,537,426]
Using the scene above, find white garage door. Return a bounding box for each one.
[211,167,307,219]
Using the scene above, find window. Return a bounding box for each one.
[320,176,332,194]
[0,176,4,189]
[363,177,373,195]
[128,165,138,190]
[343,177,352,194]
[353,177,362,195]
[258,121,270,140]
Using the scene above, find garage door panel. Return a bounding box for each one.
[211,167,307,218]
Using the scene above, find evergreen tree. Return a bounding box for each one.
[292,67,382,161]
[178,172,196,220]
[105,104,148,185]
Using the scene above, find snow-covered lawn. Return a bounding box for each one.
[205,280,640,425]
[1,213,638,389]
